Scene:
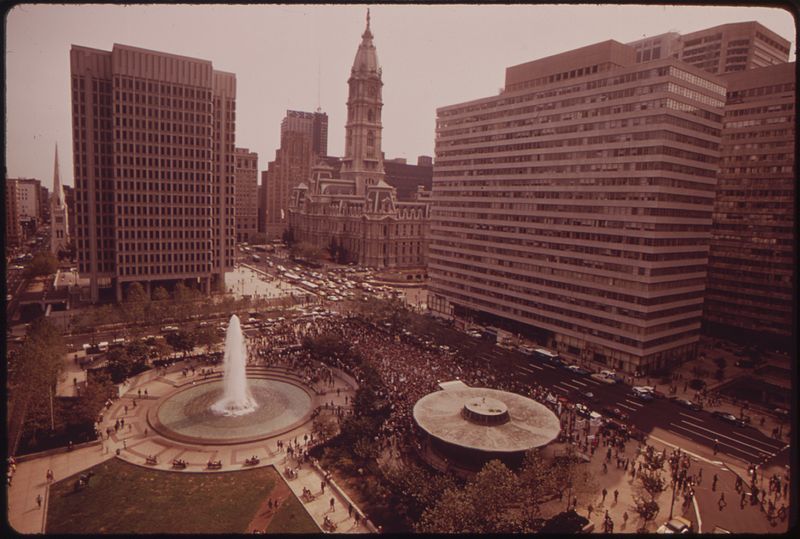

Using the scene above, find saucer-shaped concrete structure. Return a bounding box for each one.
[413,386,561,471]
[148,376,314,445]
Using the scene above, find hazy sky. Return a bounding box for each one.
[5,3,795,189]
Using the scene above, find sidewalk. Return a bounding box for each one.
[8,360,372,534]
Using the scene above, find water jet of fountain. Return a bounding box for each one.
[211,314,258,416]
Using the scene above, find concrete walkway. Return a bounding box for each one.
[7,361,372,534]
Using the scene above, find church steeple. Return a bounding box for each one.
[53,144,64,208]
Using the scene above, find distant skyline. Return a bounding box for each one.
[5,3,795,190]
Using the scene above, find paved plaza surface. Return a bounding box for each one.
[8,361,372,534]
[226,264,305,301]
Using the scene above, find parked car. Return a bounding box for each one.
[631,387,654,401]
[669,397,702,411]
[591,373,617,384]
[657,516,693,534]
[712,411,747,428]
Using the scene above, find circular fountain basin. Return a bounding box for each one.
[148,378,314,445]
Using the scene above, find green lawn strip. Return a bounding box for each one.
[266,494,320,534]
[46,459,278,534]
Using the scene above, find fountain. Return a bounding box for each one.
[211,315,258,416]
[148,313,315,445]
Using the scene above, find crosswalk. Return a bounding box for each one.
[667,418,786,462]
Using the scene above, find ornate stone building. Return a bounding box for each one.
[288,11,429,270]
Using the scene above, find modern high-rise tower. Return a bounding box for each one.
[429,39,727,375]
[704,62,795,347]
[70,44,236,302]
[263,110,328,239]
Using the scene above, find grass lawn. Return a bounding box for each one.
[46,459,316,534]
[266,494,320,534]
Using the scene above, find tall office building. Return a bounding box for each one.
[40,185,51,225]
[704,62,795,347]
[234,147,258,242]
[383,156,433,200]
[627,21,790,75]
[13,178,42,227]
[429,40,727,374]
[5,180,22,249]
[51,145,70,255]
[70,43,236,302]
[263,110,328,238]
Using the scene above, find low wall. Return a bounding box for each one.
[16,439,101,463]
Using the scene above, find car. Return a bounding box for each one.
[566,364,591,376]
[656,516,693,534]
[579,391,599,403]
[590,373,617,384]
[669,397,701,411]
[631,387,654,401]
[601,406,629,422]
[574,403,592,418]
[712,411,747,427]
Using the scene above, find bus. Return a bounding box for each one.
[533,348,561,365]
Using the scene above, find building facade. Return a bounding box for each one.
[627,21,790,75]
[5,179,22,249]
[429,40,728,374]
[288,12,429,270]
[384,156,433,201]
[62,184,77,242]
[14,178,41,228]
[704,62,795,347]
[51,145,71,255]
[263,110,328,239]
[70,43,236,302]
[234,147,258,243]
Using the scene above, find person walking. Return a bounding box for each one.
[613,489,619,504]
[718,492,726,510]
[587,503,593,518]
[329,497,335,512]
[623,511,629,526]
[602,488,608,503]
[321,480,325,494]
[36,494,42,508]
[348,503,353,518]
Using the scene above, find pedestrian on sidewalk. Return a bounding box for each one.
[348,503,353,517]
[321,480,325,494]
[602,488,608,503]
[623,511,629,526]
[718,492,726,510]
[36,494,42,508]
[712,473,718,491]
[613,489,619,504]
[330,497,335,512]
[587,504,593,518]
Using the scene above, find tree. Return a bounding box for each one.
[290,241,324,262]
[152,286,170,302]
[249,232,268,245]
[328,236,339,259]
[72,371,114,427]
[122,282,149,323]
[105,347,133,383]
[639,470,668,501]
[417,459,528,533]
[282,227,295,246]
[165,329,197,357]
[25,252,59,277]
[631,496,660,530]
[312,413,339,441]
[193,326,219,355]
